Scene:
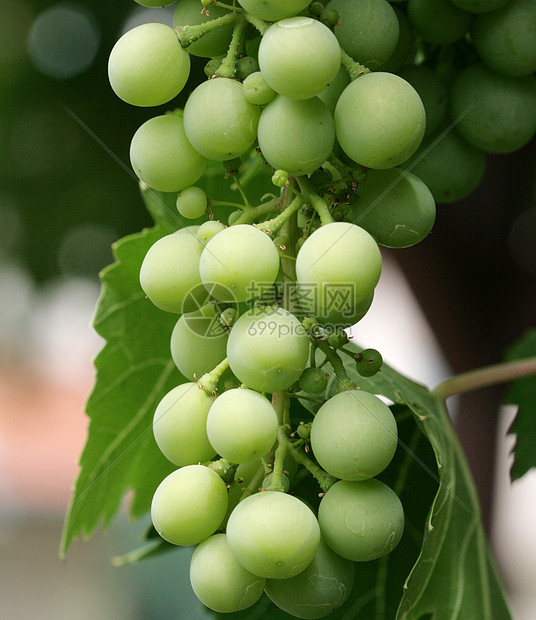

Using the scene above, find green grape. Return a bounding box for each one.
[450,0,510,12]
[320,8,339,26]
[317,66,350,116]
[183,78,260,161]
[374,6,415,72]
[130,114,207,193]
[227,306,310,393]
[173,0,234,58]
[318,479,404,561]
[396,64,448,136]
[243,71,277,105]
[139,227,209,314]
[310,390,397,480]
[349,168,436,248]
[401,130,487,204]
[204,57,222,78]
[237,55,260,80]
[299,367,328,394]
[108,23,190,107]
[176,186,207,220]
[295,222,382,326]
[206,388,279,463]
[170,305,228,381]
[135,0,176,6]
[190,534,265,613]
[219,307,238,328]
[226,491,320,578]
[356,348,383,377]
[228,209,243,226]
[309,2,325,16]
[238,0,313,21]
[258,96,335,176]
[151,465,228,546]
[197,220,226,244]
[472,0,536,77]
[199,224,280,303]
[264,537,354,619]
[407,0,471,44]
[326,0,399,69]
[272,169,290,187]
[258,17,341,100]
[334,72,426,169]
[152,382,217,466]
[450,63,536,153]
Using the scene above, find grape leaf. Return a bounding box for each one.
[504,328,536,481]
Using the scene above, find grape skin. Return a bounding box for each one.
[264,537,354,619]
[226,491,321,578]
[226,306,310,393]
[258,17,341,100]
[318,479,405,562]
[334,73,426,169]
[108,23,190,107]
[183,78,260,161]
[257,96,335,176]
[170,305,228,381]
[295,222,382,326]
[350,168,436,248]
[450,63,536,154]
[310,390,398,481]
[130,114,207,193]
[151,465,228,546]
[152,382,216,466]
[238,0,313,22]
[176,186,207,220]
[190,534,265,613]
[206,388,279,464]
[327,0,399,69]
[199,224,280,303]
[139,227,206,314]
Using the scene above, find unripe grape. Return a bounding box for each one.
[237,55,260,80]
[204,58,221,78]
[151,465,228,546]
[238,0,314,22]
[206,388,279,464]
[227,306,310,393]
[139,227,207,314]
[176,186,207,220]
[310,390,397,480]
[272,169,289,187]
[407,0,471,44]
[259,17,341,100]
[152,382,216,466]
[219,307,238,328]
[335,72,426,169]
[318,479,404,561]
[243,71,277,105]
[183,78,260,161]
[197,220,226,244]
[190,534,265,613]
[375,7,415,73]
[170,305,228,381]
[265,537,354,618]
[108,23,190,107]
[130,114,207,193]
[356,348,383,376]
[199,224,280,303]
[226,491,321,578]
[299,367,328,394]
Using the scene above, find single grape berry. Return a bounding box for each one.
[321,8,339,26]
[272,169,289,187]
[356,348,383,376]
[197,220,226,244]
[237,55,260,80]
[309,1,325,16]
[176,186,207,219]
[299,367,328,394]
[220,307,238,329]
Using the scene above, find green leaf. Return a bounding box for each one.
[504,328,536,481]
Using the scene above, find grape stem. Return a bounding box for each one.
[286,439,336,493]
[198,357,230,395]
[257,194,304,237]
[216,15,248,79]
[244,12,270,35]
[175,12,238,48]
[340,48,371,81]
[297,176,335,226]
[432,356,536,400]
[233,197,280,225]
[205,457,237,484]
[316,338,356,392]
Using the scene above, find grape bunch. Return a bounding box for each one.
[108,0,536,616]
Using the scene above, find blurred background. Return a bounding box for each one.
[0,0,535,618]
